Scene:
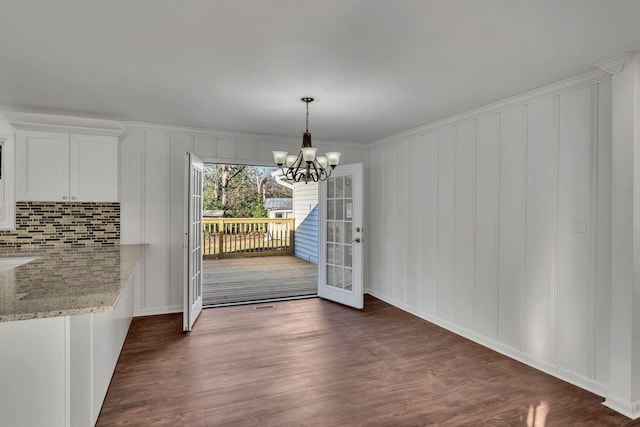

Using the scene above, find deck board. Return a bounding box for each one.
[203,256,317,305]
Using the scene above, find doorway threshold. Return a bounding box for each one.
[203,294,318,309]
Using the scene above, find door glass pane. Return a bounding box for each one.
[327,243,335,265]
[327,178,335,198]
[335,176,344,198]
[345,175,353,197]
[335,222,344,244]
[345,200,353,220]
[335,200,343,220]
[327,221,334,242]
[335,268,343,289]
[344,245,352,267]
[327,200,335,220]
[327,265,335,287]
[335,244,344,267]
[345,223,352,243]
[344,268,353,291]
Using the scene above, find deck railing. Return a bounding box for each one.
[202,217,295,259]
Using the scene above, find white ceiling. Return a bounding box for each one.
[1,0,640,143]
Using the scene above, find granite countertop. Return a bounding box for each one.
[0,244,148,322]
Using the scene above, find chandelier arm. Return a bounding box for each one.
[319,167,327,181]
[313,161,323,182]
[288,152,304,178]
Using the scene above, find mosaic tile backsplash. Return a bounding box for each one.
[0,202,120,247]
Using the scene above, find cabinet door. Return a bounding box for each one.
[70,134,119,202]
[16,131,70,202]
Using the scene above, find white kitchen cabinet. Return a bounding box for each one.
[17,130,118,202]
[0,133,16,229]
[0,263,138,427]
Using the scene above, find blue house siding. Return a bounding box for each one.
[293,181,318,264]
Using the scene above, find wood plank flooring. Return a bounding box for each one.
[203,256,317,306]
[97,295,634,426]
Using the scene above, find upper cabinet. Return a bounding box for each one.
[0,134,16,229]
[17,130,119,202]
[70,134,119,202]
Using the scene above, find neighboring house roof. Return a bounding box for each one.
[203,210,225,217]
[264,198,292,211]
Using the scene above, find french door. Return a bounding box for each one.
[183,152,204,332]
[318,163,364,309]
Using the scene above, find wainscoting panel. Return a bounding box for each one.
[419,131,440,316]
[556,85,596,379]
[382,142,396,299]
[393,138,409,303]
[405,134,423,309]
[437,126,456,322]
[142,129,171,310]
[454,120,477,330]
[497,106,527,351]
[523,96,557,365]
[474,114,500,340]
[366,73,612,395]
[595,80,612,385]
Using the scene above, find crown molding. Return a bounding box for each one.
[2,111,126,138]
[595,52,635,75]
[123,121,366,149]
[369,68,610,147]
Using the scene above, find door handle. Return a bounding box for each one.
[353,237,362,243]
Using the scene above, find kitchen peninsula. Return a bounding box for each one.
[0,244,148,427]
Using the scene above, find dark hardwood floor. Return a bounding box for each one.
[97,295,634,426]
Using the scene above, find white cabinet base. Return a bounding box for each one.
[0,316,69,427]
[0,265,137,427]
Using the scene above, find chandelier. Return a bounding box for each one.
[272,97,340,183]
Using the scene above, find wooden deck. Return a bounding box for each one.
[203,256,317,306]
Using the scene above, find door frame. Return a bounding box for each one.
[317,162,364,309]
[183,152,204,331]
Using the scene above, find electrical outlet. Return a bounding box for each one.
[573,216,587,233]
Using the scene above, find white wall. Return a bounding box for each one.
[293,181,319,264]
[366,70,613,395]
[120,123,366,315]
[602,53,640,418]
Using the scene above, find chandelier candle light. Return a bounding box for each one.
[273,97,340,183]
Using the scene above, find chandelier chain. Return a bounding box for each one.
[305,101,309,133]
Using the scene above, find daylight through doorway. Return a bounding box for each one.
[201,163,318,306]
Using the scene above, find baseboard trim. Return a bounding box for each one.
[603,396,640,420]
[134,305,182,317]
[366,289,608,398]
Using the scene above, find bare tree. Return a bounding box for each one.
[204,164,246,209]
[220,164,246,207]
[251,167,271,202]
[203,164,292,217]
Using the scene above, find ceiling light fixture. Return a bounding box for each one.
[272,97,340,183]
